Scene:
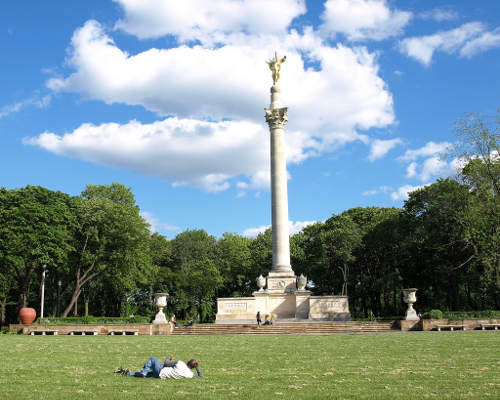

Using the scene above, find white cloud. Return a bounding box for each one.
[419,8,458,22]
[140,211,180,233]
[47,21,394,138]
[39,19,395,192]
[418,156,451,182]
[24,117,270,192]
[460,27,500,58]
[242,220,317,237]
[368,137,402,161]
[398,141,452,162]
[113,0,306,41]
[405,161,417,178]
[362,185,392,196]
[47,21,394,135]
[398,141,461,182]
[0,94,51,118]
[289,220,317,235]
[398,22,492,66]
[242,225,269,238]
[390,184,427,201]
[320,0,411,41]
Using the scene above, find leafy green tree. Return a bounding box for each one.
[290,222,325,290]
[0,186,77,314]
[62,183,152,317]
[403,179,475,310]
[450,111,500,307]
[248,229,273,280]
[163,229,218,320]
[0,269,16,324]
[319,214,362,296]
[216,233,253,297]
[452,110,499,196]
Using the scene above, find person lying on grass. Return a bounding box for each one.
[115,355,203,379]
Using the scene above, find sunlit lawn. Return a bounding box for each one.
[0,331,499,399]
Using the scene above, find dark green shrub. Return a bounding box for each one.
[443,310,500,319]
[422,309,443,319]
[38,316,151,325]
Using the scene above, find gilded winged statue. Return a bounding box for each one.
[266,51,286,85]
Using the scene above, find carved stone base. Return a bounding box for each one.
[153,310,168,324]
[405,307,419,320]
[215,292,351,323]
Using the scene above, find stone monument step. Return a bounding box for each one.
[170,321,396,336]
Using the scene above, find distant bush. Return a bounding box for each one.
[38,316,151,325]
[421,310,500,320]
[442,310,500,319]
[422,309,443,319]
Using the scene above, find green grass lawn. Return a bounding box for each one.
[0,332,499,399]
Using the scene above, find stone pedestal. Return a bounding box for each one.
[153,293,168,324]
[267,272,297,293]
[402,288,419,321]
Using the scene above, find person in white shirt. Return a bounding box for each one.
[115,355,203,379]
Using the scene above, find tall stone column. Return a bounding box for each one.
[265,85,295,285]
[266,84,296,292]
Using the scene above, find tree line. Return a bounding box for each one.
[0,112,498,324]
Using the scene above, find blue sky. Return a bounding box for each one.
[1,0,499,238]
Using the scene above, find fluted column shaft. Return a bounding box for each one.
[265,85,293,274]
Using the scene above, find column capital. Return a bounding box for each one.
[265,107,288,130]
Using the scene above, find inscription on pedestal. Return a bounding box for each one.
[309,296,350,320]
[267,277,296,292]
[224,302,248,311]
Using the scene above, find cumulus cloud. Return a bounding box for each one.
[320,0,411,41]
[24,117,271,192]
[47,21,394,134]
[38,18,395,192]
[398,141,460,182]
[242,220,317,237]
[398,22,500,66]
[113,0,306,42]
[390,184,427,201]
[368,137,402,161]
[140,211,180,234]
[398,141,452,162]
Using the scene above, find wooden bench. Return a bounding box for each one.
[480,323,500,331]
[436,324,465,332]
[108,329,139,336]
[29,329,58,336]
[68,329,98,336]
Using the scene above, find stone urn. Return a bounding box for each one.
[19,307,37,325]
[297,274,307,290]
[402,288,419,320]
[153,293,168,324]
[256,275,266,291]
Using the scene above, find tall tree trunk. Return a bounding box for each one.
[73,297,78,316]
[0,298,6,324]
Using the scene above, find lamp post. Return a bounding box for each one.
[57,280,62,317]
[40,264,47,319]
